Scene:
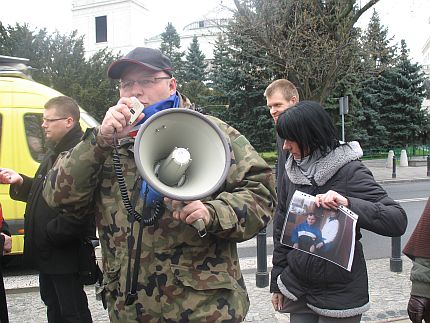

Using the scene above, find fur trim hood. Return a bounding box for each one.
[285,141,363,186]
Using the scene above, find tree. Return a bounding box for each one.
[350,10,397,149]
[75,48,120,121]
[208,35,233,120]
[180,80,213,109]
[180,36,211,108]
[378,40,427,147]
[183,36,207,83]
[159,23,184,84]
[231,0,380,102]
[209,30,275,151]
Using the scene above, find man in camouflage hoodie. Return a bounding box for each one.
[43,47,276,322]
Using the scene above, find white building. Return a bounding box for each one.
[144,18,229,61]
[71,0,230,60]
[72,0,148,58]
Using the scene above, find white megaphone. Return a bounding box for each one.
[134,108,231,236]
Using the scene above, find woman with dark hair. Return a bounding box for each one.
[270,101,407,322]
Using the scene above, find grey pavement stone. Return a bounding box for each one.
[6,257,413,322]
[3,257,415,322]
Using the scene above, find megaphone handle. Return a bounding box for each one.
[165,203,207,238]
[191,219,207,238]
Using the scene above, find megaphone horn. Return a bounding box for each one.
[134,109,231,236]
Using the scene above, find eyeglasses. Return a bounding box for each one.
[42,117,68,123]
[119,77,171,90]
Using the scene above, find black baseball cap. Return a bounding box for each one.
[107,47,173,79]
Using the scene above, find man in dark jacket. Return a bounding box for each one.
[0,96,94,323]
[1,216,12,323]
[264,79,299,193]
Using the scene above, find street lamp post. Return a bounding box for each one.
[339,96,349,142]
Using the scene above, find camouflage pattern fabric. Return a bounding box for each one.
[43,96,276,322]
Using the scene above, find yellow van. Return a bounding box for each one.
[0,55,98,255]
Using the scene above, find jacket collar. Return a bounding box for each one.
[285,141,363,186]
[52,123,84,154]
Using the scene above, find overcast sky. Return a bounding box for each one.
[1,0,429,63]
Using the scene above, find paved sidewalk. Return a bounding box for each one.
[361,158,429,184]
[4,257,415,322]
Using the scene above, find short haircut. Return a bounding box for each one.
[276,101,339,159]
[264,79,299,101]
[44,96,80,123]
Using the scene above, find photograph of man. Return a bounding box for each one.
[290,213,323,253]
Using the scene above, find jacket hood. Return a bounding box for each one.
[286,141,363,186]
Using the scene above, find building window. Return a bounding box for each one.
[95,16,107,43]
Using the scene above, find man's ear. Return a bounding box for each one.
[291,96,298,105]
[169,77,177,95]
[66,116,75,128]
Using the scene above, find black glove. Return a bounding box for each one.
[408,295,430,323]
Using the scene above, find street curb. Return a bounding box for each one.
[376,177,430,184]
[376,317,409,322]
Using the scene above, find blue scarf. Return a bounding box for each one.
[137,93,180,207]
[135,93,179,126]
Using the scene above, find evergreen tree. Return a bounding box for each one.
[211,26,275,151]
[76,48,120,121]
[352,10,397,149]
[159,23,184,84]
[183,36,207,83]
[180,36,211,108]
[209,34,231,121]
[207,35,233,121]
[378,40,426,147]
[180,80,212,110]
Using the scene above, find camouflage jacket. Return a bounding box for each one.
[43,94,276,322]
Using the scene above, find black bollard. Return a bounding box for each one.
[256,227,269,288]
[390,236,402,272]
[427,155,430,177]
[392,155,396,179]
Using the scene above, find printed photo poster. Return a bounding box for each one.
[280,190,358,271]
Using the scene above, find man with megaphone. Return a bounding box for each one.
[43,47,276,322]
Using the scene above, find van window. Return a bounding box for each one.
[24,114,46,162]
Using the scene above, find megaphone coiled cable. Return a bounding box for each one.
[112,131,163,225]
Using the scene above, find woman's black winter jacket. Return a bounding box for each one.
[270,142,407,318]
